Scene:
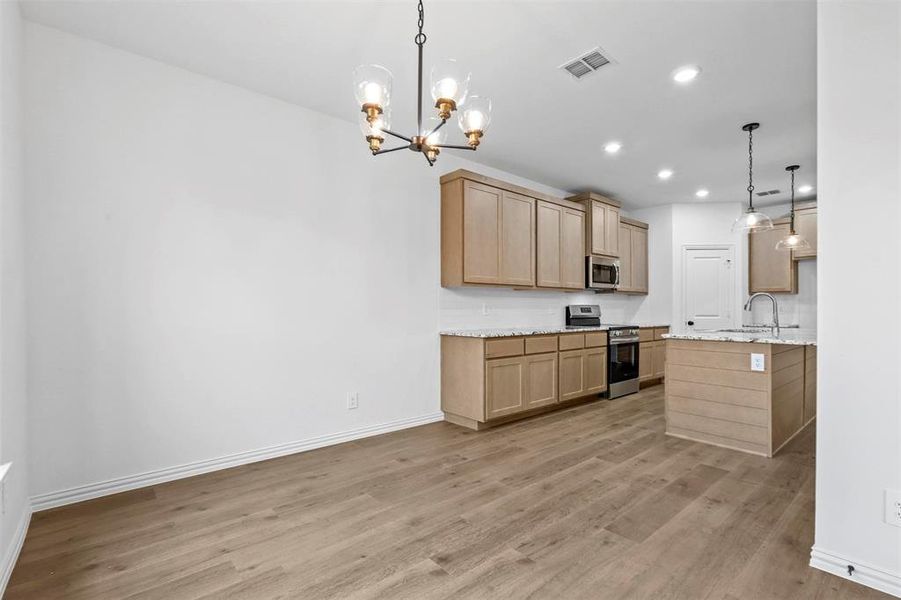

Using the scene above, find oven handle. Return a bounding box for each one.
[610,337,640,345]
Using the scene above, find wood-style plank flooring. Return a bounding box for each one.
[9,384,891,599]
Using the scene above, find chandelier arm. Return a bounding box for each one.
[372,145,410,156]
[422,150,434,167]
[381,128,413,143]
[423,118,446,139]
[434,144,476,151]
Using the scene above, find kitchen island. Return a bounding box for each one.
[662,329,816,457]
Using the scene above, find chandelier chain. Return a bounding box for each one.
[415,0,426,46]
[790,168,796,232]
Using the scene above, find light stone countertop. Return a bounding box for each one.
[663,328,817,346]
[439,324,670,338]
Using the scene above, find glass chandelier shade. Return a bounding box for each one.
[430,58,470,107]
[775,164,811,252]
[423,116,447,147]
[731,122,775,233]
[353,64,393,114]
[459,96,492,134]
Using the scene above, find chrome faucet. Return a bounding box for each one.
[743,293,779,330]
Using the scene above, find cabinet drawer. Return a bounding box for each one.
[558,334,585,351]
[485,337,524,358]
[653,327,670,340]
[639,328,654,342]
[525,335,558,355]
[585,332,608,348]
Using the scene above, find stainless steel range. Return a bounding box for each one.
[607,326,640,399]
[565,305,640,399]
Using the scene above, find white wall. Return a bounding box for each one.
[22,24,652,504]
[0,0,31,588]
[814,2,901,596]
[629,205,674,326]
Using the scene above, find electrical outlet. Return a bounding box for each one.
[346,392,359,410]
[750,353,765,372]
[885,490,901,527]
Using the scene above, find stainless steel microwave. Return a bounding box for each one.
[586,256,620,290]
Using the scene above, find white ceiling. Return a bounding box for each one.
[20,0,817,210]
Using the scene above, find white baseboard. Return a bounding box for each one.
[811,546,901,598]
[31,412,445,512]
[0,506,32,596]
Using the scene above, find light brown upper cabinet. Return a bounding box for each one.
[566,192,621,258]
[616,218,648,295]
[441,170,586,291]
[749,220,798,294]
[536,200,585,289]
[792,205,817,259]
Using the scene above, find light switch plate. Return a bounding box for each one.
[750,353,765,372]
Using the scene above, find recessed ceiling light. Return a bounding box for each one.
[657,169,674,180]
[798,185,813,193]
[695,188,709,198]
[673,65,701,83]
[604,141,622,154]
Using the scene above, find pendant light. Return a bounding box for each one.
[351,0,492,166]
[731,123,774,233]
[775,165,812,252]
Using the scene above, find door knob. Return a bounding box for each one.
[687,320,695,326]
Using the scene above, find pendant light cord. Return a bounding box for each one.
[747,127,755,210]
[789,168,796,233]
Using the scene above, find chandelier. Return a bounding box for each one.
[774,165,811,251]
[352,0,492,166]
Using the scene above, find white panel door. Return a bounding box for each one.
[682,246,735,331]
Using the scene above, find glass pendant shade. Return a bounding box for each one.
[731,208,774,233]
[775,231,811,252]
[359,109,390,138]
[430,58,470,105]
[458,96,492,134]
[423,116,447,146]
[353,64,393,109]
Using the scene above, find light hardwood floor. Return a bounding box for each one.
[8,385,890,599]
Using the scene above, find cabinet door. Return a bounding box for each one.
[500,191,535,286]
[804,346,817,422]
[485,356,526,418]
[749,223,798,293]
[536,201,563,288]
[638,342,654,381]
[462,181,502,284]
[631,226,648,294]
[559,349,586,402]
[617,224,633,292]
[793,208,817,259]
[605,205,620,256]
[561,209,585,289]
[584,347,607,394]
[525,353,558,409]
[590,200,607,256]
[652,341,665,379]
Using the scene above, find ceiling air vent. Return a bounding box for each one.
[756,189,781,197]
[560,47,613,80]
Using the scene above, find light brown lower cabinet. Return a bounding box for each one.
[559,348,607,402]
[638,327,669,382]
[442,332,607,430]
[804,346,817,423]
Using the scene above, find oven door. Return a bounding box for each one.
[587,257,620,290]
[609,341,639,383]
